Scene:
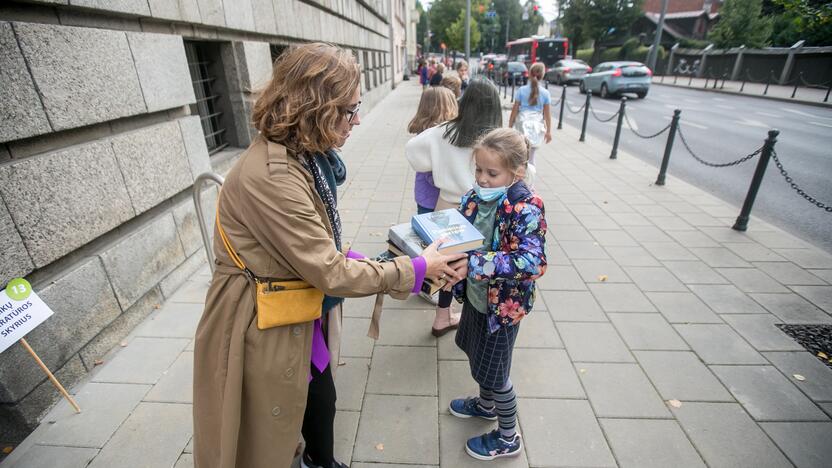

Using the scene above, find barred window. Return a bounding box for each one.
[185,41,228,155]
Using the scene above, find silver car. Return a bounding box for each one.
[545,59,592,85]
[580,61,652,99]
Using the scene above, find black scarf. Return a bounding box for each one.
[301,149,347,311]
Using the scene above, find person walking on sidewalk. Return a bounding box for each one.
[508,62,552,165]
[447,127,547,460]
[456,59,470,93]
[405,79,503,336]
[407,87,459,308]
[429,62,445,87]
[192,43,466,468]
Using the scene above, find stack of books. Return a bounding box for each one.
[382,209,485,296]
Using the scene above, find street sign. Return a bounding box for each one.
[485,11,496,18]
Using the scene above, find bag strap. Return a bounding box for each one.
[215,189,257,282]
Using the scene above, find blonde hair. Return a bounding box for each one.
[474,128,530,174]
[252,43,360,154]
[408,87,458,134]
[528,62,545,106]
[436,63,445,73]
[440,75,462,97]
[456,60,469,72]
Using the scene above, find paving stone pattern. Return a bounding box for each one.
[4,82,832,468]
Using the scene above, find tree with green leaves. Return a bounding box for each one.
[561,0,644,61]
[428,0,543,54]
[768,0,832,46]
[446,10,482,52]
[708,0,773,48]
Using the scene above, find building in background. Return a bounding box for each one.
[636,0,723,44]
[0,0,409,442]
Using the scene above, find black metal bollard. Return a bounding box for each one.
[503,80,507,99]
[713,73,719,89]
[610,97,627,159]
[732,130,779,231]
[721,72,727,89]
[740,73,747,92]
[704,75,709,88]
[674,73,678,85]
[558,85,566,130]
[791,72,801,98]
[688,74,693,86]
[764,69,772,95]
[826,83,831,103]
[655,109,681,185]
[579,92,591,142]
[511,77,516,102]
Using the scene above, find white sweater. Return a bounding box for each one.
[405,123,537,205]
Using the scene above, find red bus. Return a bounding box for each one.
[506,37,569,69]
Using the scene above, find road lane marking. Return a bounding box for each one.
[735,119,770,129]
[681,120,708,130]
[756,112,780,118]
[783,108,829,120]
[715,104,735,111]
[809,121,832,129]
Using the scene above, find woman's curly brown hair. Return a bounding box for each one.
[252,43,360,154]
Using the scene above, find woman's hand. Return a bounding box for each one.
[421,240,468,283]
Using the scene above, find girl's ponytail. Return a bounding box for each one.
[528,63,545,106]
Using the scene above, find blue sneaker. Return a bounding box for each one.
[449,397,497,420]
[465,429,523,461]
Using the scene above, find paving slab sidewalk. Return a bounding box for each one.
[652,76,831,108]
[3,81,832,468]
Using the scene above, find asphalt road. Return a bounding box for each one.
[551,83,832,253]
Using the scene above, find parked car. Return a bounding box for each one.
[545,59,592,85]
[580,61,652,99]
[499,61,528,86]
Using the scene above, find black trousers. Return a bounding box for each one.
[302,358,337,465]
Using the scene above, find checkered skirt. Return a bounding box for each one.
[454,302,520,389]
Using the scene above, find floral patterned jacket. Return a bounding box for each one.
[452,181,547,333]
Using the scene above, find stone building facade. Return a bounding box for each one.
[0,0,399,441]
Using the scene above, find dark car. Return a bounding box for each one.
[499,61,528,86]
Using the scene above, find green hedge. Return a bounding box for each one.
[575,42,667,66]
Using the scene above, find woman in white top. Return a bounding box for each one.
[405,79,503,336]
[508,62,552,164]
[406,79,503,212]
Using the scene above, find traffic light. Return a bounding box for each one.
[478,4,485,13]
[532,4,539,15]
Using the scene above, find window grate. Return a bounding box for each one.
[185,42,228,155]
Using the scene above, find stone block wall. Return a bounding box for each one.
[0,0,398,442]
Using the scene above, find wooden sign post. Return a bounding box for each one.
[1,278,80,413]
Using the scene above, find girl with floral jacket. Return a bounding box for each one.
[445,128,547,461]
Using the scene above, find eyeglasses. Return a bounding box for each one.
[345,101,361,124]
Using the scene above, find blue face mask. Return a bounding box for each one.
[474,180,514,202]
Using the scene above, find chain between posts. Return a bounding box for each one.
[771,150,832,212]
[566,101,586,114]
[677,125,763,168]
[591,106,620,123]
[624,113,671,139]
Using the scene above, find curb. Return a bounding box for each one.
[653,81,832,109]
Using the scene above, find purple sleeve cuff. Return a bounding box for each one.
[411,256,427,293]
[346,249,365,260]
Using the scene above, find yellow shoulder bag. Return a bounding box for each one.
[215,193,324,329]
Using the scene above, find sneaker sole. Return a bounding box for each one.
[464,436,523,461]
[448,402,498,421]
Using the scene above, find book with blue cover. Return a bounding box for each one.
[388,223,429,258]
[411,209,485,254]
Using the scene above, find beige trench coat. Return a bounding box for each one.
[193,136,415,468]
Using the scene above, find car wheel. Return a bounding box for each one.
[579,81,586,94]
[636,91,648,99]
[600,83,609,99]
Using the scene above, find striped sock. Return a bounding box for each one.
[494,379,517,439]
[478,387,495,413]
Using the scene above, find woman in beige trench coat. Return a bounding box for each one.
[193,43,465,468]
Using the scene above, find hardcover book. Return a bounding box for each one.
[411,209,484,254]
[376,243,446,295]
[388,222,429,257]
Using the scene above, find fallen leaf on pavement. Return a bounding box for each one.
[818,352,828,360]
[375,443,384,451]
[598,275,608,282]
[338,360,346,366]
[667,399,682,408]
[793,374,806,381]
[94,360,104,366]
[120,342,128,347]
[2,446,13,454]
[153,304,161,309]
[579,368,586,374]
